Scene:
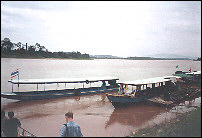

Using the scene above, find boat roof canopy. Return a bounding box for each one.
[8,77,119,84]
[186,71,201,75]
[117,76,176,86]
[173,73,192,78]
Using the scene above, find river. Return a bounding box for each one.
[1,58,201,137]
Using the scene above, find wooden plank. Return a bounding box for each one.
[147,97,173,105]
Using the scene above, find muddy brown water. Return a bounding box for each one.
[1,94,201,137]
[1,58,201,137]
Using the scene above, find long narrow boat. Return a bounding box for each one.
[106,76,180,108]
[1,77,119,101]
[173,70,201,84]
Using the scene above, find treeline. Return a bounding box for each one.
[1,38,90,59]
[1,50,90,59]
[127,56,191,60]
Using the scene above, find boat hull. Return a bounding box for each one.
[106,94,151,108]
[1,87,119,101]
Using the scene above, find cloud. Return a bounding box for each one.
[1,1,201,57]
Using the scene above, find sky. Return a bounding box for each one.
[1,1,201,57]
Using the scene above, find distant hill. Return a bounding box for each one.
[147,53,198,60]
[126,56,190,60]
[90,55,122,59]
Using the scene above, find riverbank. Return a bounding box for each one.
[1,50,91,60]
[1,57,93,60]
[129,105,201,137]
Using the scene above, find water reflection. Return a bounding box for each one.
[105,104,168,128]
[106,96,201,130]
[1,93,200,137]
[1,93,109,120]
[1,93,107,108]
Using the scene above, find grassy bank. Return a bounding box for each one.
[129,106,201,137]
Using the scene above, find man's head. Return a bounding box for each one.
[65,112,73,122]
[8,111,14,118]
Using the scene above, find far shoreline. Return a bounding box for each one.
[1,57,197,61]
[1,57,94,60]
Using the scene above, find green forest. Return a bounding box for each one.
[1,38,90,59]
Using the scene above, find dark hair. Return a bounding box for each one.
[8,111,14,118]
[1,109,5,118]
[65,112,73,119]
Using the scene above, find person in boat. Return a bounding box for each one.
[75,89,81,96]
[133,85,142,97]
[108,80,119,88]
[101,81,106,89]
[130,89,136,96]
[60,112,83,137]
[118,84,125,95]
[1,109,7,137]
[4,111,21,137]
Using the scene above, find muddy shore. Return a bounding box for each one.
[129,105,201,137]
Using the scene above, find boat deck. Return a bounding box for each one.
[146,87,201,107]
[1,87,119,101]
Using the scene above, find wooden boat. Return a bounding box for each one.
[173,70,201,76]
[1,77,119,101]
[173,70,201,84]
[193,57,201,61]
[106,76,179,108]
